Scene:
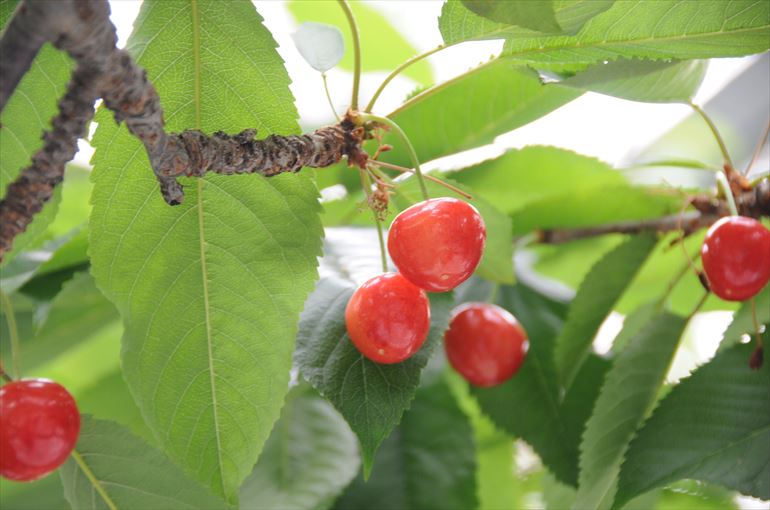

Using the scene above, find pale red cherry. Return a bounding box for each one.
[387,198,486,292]
[345,272,431,364]
[444,303,528,387]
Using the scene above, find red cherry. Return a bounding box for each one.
[345,272,431,364]
[444,303,528,387]
[701,216,770,301]
[387,198,486,292]
[0,379,80,481]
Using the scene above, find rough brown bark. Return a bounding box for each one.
[0,0,367,260]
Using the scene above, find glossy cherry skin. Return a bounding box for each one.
[345,272,431,364]
[444,303,528,387]
[1,379,80,481]
[388,198,486,292]
[701,216,770,301]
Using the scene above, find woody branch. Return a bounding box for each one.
[0,0,368,259]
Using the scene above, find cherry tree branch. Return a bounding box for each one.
[538,182,770,244]
[0,0,368,260]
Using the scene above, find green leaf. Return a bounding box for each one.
[334,378,477,510]
[240,386,360,510]
[502,0,770,67]
[721,283,770,348]
[616,343,770,506]
[0,272,118,373]
[560,59,708,103]
[511,185,680,235]
[446,146,626,215]
[88,0,321,503]
[60,416,228,510]
[461,0,561,33]
[295,277,453,475]
[471,285,580,485]
[0,4,72,264]
[287,0,432,85]
[383,60,581,167]
[554,233,659,387]
[440,0,615,43]
[573,311,689,510]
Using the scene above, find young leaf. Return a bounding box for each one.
[334,378,477,510]
[59,416,228,510]
[471,284,579,485]
[0,2,72,264]
[292,22,344,72]
[461,0,562,33]
[560,59,708,103]
[440,0,615,43]
[88,0,321,503]
[446,146,626,215]
[240,387,360,510]
[382,60,581,167]
[0,272,118,373]
[502,0,770,67]
[295,277,452,475]
[287,0,432,85]
[573,311,689,510]
[616,343,770,506]
[554,233,659,387]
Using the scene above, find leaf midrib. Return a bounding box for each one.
[189,0,226,497]
[505,25,768,61]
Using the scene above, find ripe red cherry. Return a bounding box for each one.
[1,379,80,481]
[345,272,431,364]
[444,303,528,387]
[388,198,486,292]
[701,216,770,301]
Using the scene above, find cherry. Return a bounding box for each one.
[701,216,770,301]
[387,197,486,292]
[1,379,80,481]
[345,272,431,364]
[444,303,528,387]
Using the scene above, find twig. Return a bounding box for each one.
[538,212,720,244]
[0,1,49,113]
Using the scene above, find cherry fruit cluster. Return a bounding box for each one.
[345,197,529,386]
[1,379,80,481]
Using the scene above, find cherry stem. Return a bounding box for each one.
[362,114,429,201]
[321,73,340,122]
[359,168,388,272]
[689,102,734,170]
[0,291,20,380]
[337,0,361,111]
[369,159,473,199]
[0,361,12,383]
[71,449,119,510]
[365,44,446,113]
[744,119,770,177]
[714,171,739,216]
[751,297,764,349]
